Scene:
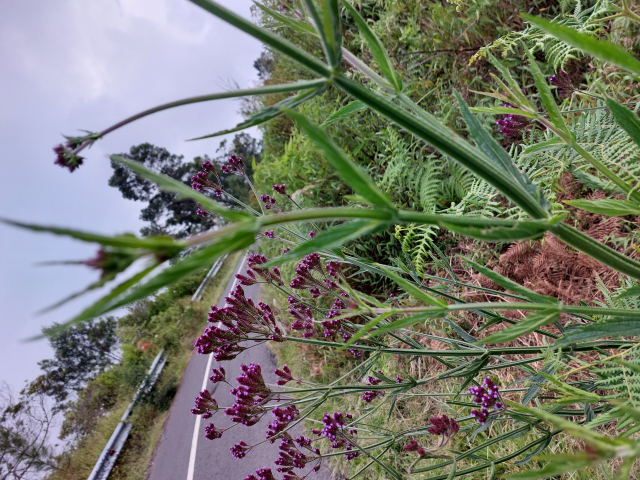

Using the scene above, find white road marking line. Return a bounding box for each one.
[186,253,248,480]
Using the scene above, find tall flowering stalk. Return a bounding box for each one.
[22,1,640,479]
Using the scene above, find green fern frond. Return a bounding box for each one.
[471,0,616,70]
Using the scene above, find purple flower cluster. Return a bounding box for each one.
[272,183,287,195]
[191,160,223,196]
[53,133,98,172]
[264,230,275,238]
[236,254,283,287]
[196,207,208,217]
[496,104,530,138]
[260,194,278,210]
[191,389,218,419]
[325,261,342,279]
[267,406,300,439]
[194,284,284,361]
[231,441,252,459]
[245,467,277,480]
[209,366,226,384]
[204,423,225,440]
[311,412,357,456]
[550,70,574,99]
[470,377,503,424]
[427,415,459,446]
[288,298,315,338]
[275,436,315,471]
[220,153,245,175]
[361,390,384,403]
[225,363,271,426]
[53,143,84,172]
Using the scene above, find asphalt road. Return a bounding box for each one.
[146,254,331,480]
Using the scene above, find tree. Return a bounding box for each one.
[109,134,261,238]
[26,318,119,410]
[253,50,274,80]
[0,384,57,480]
[109,143,217,238]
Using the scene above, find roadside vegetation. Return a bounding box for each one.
[50,251,240,480]
[7,0,640,479]
[0,251,240,480]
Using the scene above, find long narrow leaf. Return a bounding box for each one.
[189,86,325,140]
[301,0,341,68]
[63,227,255,326]
[526,49,570,137]
[284,108,396,210]
[553,317,640,348]
[454,91,549,212]
[341,0,402,92]
[478,310,559,344]
[440,220,548,241]
[378,265,447,307]
[264,220,388,267]
[507,401,618,452]
[32,264,158,339]
[564,199,640,216]
[367,312,444,338]
[321,100,367,127]
[254,2,317,35]
[339,312,395,350]
[463,258,559,304]
[606,98,640,148]
[2,219,185,253]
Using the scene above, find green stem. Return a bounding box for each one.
[74,79,326,155]
[286,336,634,356]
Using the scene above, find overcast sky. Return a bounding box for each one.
[0,0,263,392]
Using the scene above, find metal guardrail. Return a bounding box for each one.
[87,349,167,480]
[191,254,228,302]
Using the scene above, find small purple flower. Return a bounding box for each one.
[367,376,382,386]
[191,389,219,417]
[396,376,403,383]
[267,406,300,438]
[196,208,208,217]
[550,70,574,99]
[361,390,384,403]
[496,104,530,139]
[469,376,503,424]
[256,468,277,480]
[220,153,245,175]
[204,423,225,440]
[309,231,316,239]
[231,440,252,458]
[274,364,295,386]
[54,144,84,172]
[263,230,275,238]
[209,366,226,384]
[404,439,421,452]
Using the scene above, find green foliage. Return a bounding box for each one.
[25,317,119,409]
[473,0,618,70]
[26,1,640,479]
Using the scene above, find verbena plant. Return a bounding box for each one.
[8,1,640,478]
